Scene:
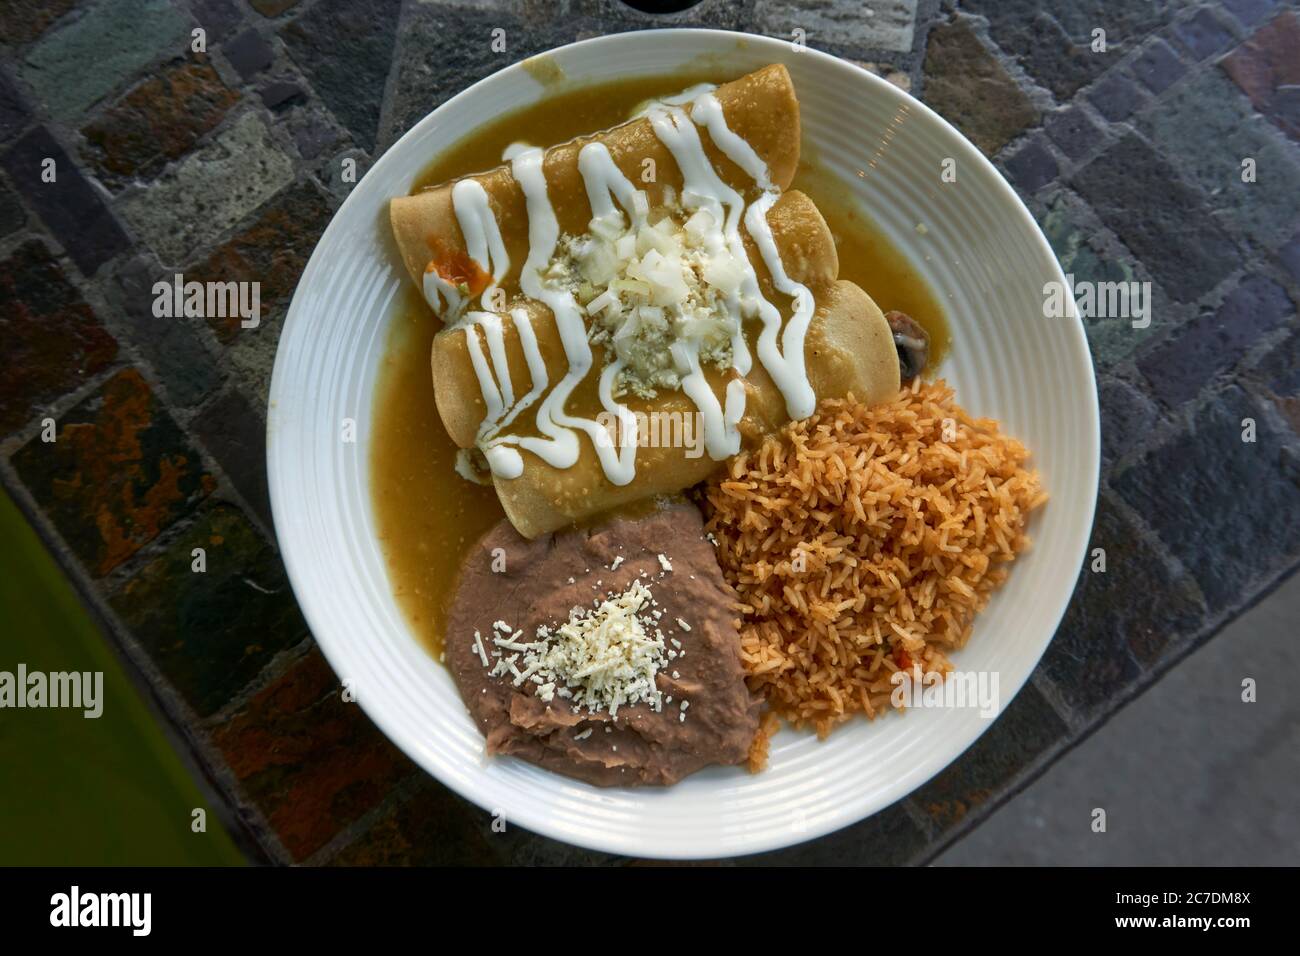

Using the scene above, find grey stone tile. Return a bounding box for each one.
[1112,385,1300,613]
[753,0,918,54]
[104,256,223,408]
[280,0,401,153]
[1138,275,1296,408]
[1129,37,1187,95]
[1141,70,1300,249]
[1039,494,1202,724]
[191,388,272,527]
[1070,133,1240,303]
[117,111,294,265]
[21,0,191,120]
[1,125,132,276]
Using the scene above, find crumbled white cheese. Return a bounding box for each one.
[541,201,749,399]
[487,579,666,718]
[676,617,691,632]
[657,553,673,573]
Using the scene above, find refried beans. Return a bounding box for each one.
[445,502,760,786]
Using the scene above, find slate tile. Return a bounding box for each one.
[1035,192,1155,368]
[0,175,26,237]
[1070,133,1239,303]
[0,0,78,47]
[962,0,1176,100]
[257,80,304,111]
[212,649,414,861]
[753,0,918,54]
[1141,70,1300,249]
[12,367,214,577]
[911,684,1067,832]
[286,109,344,160]
[1044,104,1104,160]
[330,784,499,866]
[280,0,401,152]
[191,0,243,37]
[983,10,1101,101]
[1,126,132,276]
[194,181,335,403]
[191,388,272,527]
[316,147,363,202]
[1221,0,1283,29]
[1130,37,1187,95]
[1099,376,1160,463]
[1040,495,1202,720]
[1250,330,1300,433]
[1171,8,1238,61]
[921,17,1039,156]
[1278,232,1300,282]
[0,70,33,140]
[117,111,294,264]
[185,179,332,344]
[0,241,118,436]
[250,0,300,16]
[110,503,307,716]
[1138,276,1296,408]
[1250,327,1300,395]
[744,800,931,865]
[1002,136,1059,196]
[20,0,192,120]
[81,59,239,189]
[224,28,275,81]
[103,257,221,408]
[1086,70,1146,122]
[1112,385,1300,613]
[380,4,596,149]
[1221,10,1300,142]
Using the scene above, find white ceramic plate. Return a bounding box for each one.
[268,29,1099,859]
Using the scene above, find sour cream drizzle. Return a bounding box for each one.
[438,87,817,482]
[508,146,639,485]
[647,104,755,384]
[692,92,816,419]
[422,179,510,320]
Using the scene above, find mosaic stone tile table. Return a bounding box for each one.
[1,0,1297,865]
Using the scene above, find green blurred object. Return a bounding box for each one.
[0,487,247,866]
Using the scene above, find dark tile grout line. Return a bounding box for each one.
[301,771,431,867]
[199,634,316,729]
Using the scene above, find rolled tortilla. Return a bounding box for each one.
[487,280,898,538]
[391,64,900,538]
[390,63,802,294]
[432,191,899,538]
